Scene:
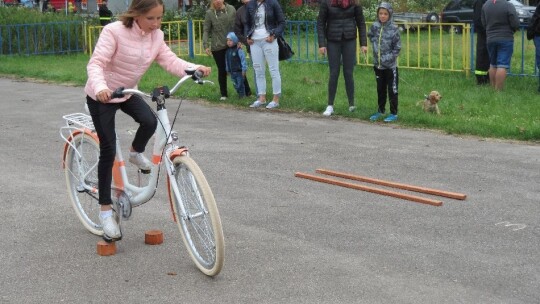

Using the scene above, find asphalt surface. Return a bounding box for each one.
[1,78,539,304]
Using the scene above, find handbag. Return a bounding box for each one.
[277,36,294,61]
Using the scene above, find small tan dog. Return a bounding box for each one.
[417,90,442,115]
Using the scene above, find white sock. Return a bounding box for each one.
[129,151,139,158]
[100,210,113,218]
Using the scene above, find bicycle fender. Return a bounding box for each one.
[169,147,189,161]
[62,129,99,169]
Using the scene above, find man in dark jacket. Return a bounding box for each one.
[481,0,519,91]
[99,0,113,26]
[473,0,489,85]
[528,2,540,93]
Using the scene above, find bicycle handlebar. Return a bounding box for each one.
[111,67,213,100]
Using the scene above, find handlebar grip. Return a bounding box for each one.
[194,70,204,79]
[111,87,125,99]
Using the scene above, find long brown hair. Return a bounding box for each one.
[119,0,164,28]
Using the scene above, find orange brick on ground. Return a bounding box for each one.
[97,240,116,256]
[145,230,164,245]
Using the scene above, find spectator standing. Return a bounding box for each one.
[203,0,236,101]
[245,0,285,109]
[85,0,211,241]
[367,2,401,123]
[225,32,248,98]
[528,2,540,93]
[99,0,113,26]
[234,0,255,96]
[473,0,489,85]
[74,0,81,13]
[481,0,519,91]
[317,0,367,116]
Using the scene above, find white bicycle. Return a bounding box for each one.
[60,69,224,276]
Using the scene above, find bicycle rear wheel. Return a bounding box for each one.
[64,133,103,236]
[168,156,224,276]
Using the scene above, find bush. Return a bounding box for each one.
[0,6,85,25]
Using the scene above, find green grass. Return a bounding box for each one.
[1,53,539,142]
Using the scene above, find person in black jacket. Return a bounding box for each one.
[473,0,489,85]
[529,2,540,93]
[317,0,367,116]
[99,0,113,26]
[245,0,285,109]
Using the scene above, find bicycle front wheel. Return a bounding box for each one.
[168,156,224,276]
[64,132,103,236]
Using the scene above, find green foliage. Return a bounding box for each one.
[184,4,208,20]
[285,4,319,21]
[0,6,86,24]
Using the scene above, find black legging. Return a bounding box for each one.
[212,48,228,98]
[86,95,157,205]
[326,39,356,106]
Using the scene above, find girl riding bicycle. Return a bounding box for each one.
[84,0,211,241]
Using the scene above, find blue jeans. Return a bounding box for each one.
[534,36,540,91]
[230,71,246,97]
[486,40,513,69]
[535,37,540,69]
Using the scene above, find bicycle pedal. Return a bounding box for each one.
[102,234,122,243]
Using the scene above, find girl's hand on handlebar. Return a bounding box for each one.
[196,66,211,77]
[96,89,112,103]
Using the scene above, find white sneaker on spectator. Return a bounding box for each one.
[266,101,279,109]
[349,106,357,112]
[323,105,334,116]
[249,100,266,108]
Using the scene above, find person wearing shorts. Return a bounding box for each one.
[481,0,519,91]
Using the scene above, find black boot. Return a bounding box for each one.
[476,75,489,85]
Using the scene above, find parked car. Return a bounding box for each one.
[440,0,535,33]
[393,12,440,31]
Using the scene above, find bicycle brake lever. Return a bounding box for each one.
[111,87,125,99]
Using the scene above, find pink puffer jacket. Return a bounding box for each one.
[85,21,199,102]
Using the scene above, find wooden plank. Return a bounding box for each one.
[295,172,443,207]
[316,169,467,200]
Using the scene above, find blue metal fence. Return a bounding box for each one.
[0,21,85,55]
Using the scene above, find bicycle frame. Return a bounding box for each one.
[61,71,225,276]
[61,72,207,212]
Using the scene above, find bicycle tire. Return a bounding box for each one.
[168,156,224,276]
[64,132,103,236]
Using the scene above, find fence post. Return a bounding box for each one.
[188,19,194,59]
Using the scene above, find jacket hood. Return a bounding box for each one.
[227,32,239,44]
[377,2,393,20]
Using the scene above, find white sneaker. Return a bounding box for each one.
[323,105,334,116]
[129,152,152,171]
[219,96,227,101]
[349,106,357,112]
[266,101,279,109]
[249,100,266,108]
[100,213,121,240]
